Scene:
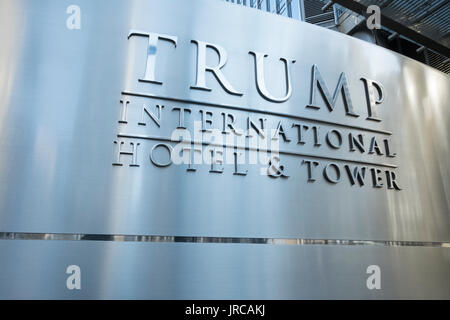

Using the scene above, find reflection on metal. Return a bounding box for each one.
[1,232,449,247]
[1,239,449,299]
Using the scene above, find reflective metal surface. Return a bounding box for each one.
[0,0,449,298]
[0,239,449,299]
[2,232,449,246]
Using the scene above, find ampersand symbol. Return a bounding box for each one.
[267,156,289,178]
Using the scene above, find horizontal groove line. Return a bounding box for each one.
[0,232,448,247]
[118,133,398,168]
[121,91,393,135]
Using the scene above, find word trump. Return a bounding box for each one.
[128,30,385,122]
[112,29,401,191]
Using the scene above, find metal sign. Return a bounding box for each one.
[0,0,448,299]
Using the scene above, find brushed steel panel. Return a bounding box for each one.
[0,0,448,244]
[0,240,449,299]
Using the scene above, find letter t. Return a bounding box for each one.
[128,30,178,85]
